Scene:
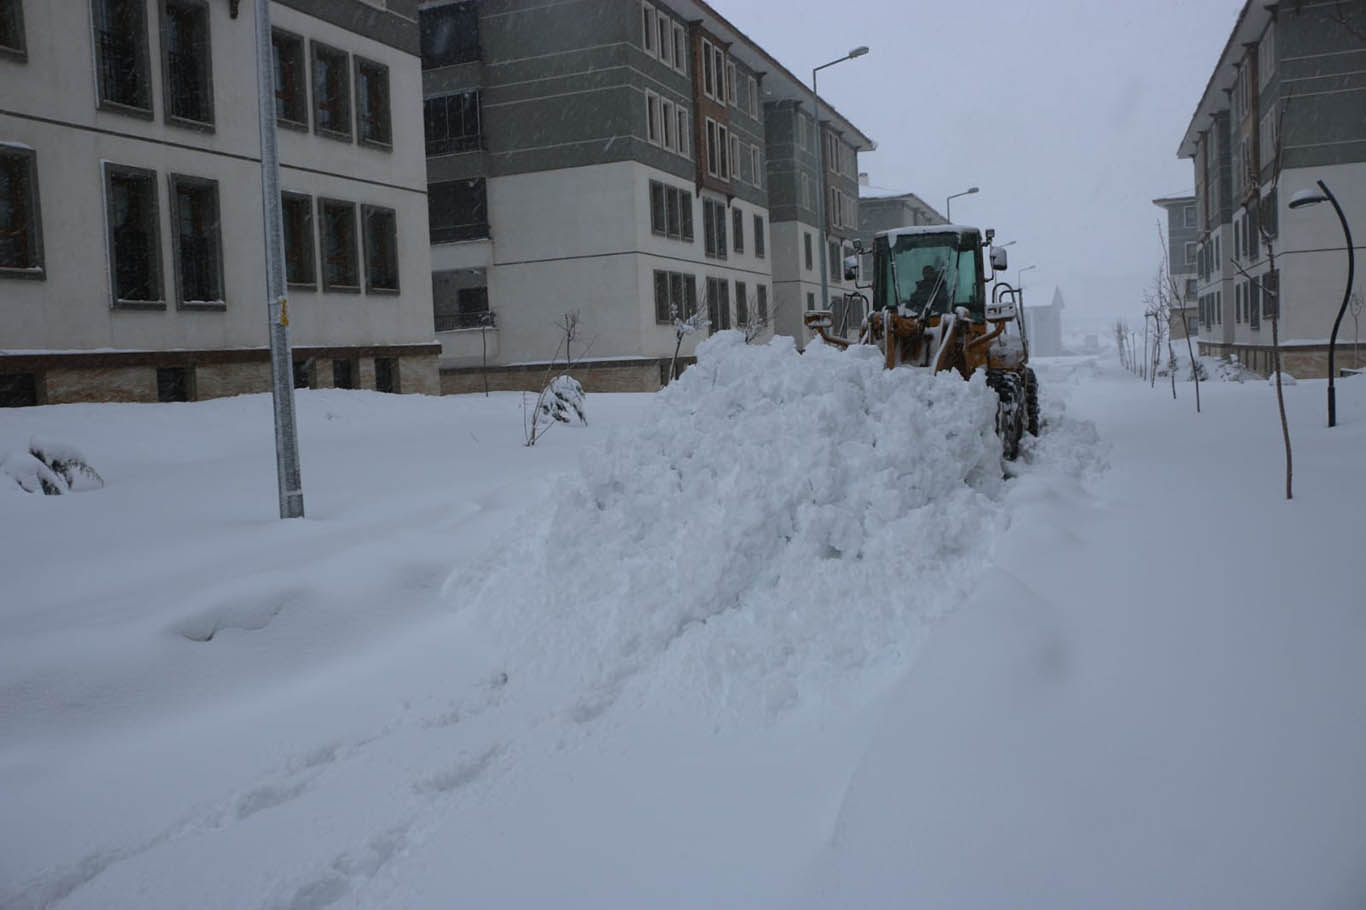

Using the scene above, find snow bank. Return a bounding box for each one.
[447,332,1007,719]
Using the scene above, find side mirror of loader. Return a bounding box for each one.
[989,246,1008,272]
[843,255,859,281]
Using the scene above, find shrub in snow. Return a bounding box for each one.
[524,375,587,446]
[3,438,104,495]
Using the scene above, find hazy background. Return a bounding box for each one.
[722,0,1242,335]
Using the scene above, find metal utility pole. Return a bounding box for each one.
[254,0,304,518]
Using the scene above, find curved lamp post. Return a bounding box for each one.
[945,186,978,222]
[813,46,869,316]
[1289,180,1355,427]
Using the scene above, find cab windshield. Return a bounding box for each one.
[876,233,984,318]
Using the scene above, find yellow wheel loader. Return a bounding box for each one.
[805,225,1039,459]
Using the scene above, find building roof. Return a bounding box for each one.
[673,0,877,151]
[1177,0,1271,159]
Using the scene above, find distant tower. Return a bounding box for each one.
[1025,288,1066,357]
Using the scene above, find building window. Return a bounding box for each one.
[162,0,213,127]
[656,11,671,67]
[706,276,731,332]
[1183,205,1196,228]
[0,372,39,407]
[661,98,675,150]
[704,119,729,180]
[735,280,748,325]
[433,269,491,331]
[374,357,398,393]
[803,232,812,271]
[703,198,727,260]
[672,22,686,75]
[753,214,765,259]
[747,75,758,117]
[641,1,656,57]
[676,105,690,159]
[293,359,313,389]
[0,0,26,60]
[311,41,351,140]
[355,57,391,147]
[104,164,162,306]
[420,1,479,68]
[424,90,481,155]
[799,172,811,209]
[757,284,769,323]
[653,269,696,324]
[281,192,314,287]
[319,198,359,291]
[156,366,192,402]
[272,29,308,128]
[650,180,692,242]
[93,0,152,114]
[169,174,223,306]
[727,61,737,105]
[332,358,356,389]
[701,38,715,98]
[0,146,43,278]
[428,178,488,242]
[362,205,399,293]
[645,90,661,144]
[806,291,815,311]
[750,145,761,188]
[732,206,743,254]
[1184,241,1196,266]
[728,134,739,182]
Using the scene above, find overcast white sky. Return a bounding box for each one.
[721,0,1243,329]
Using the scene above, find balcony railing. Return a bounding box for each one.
[435,309,495,332]
[430,222,490,244]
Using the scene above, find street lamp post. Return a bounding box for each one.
[813,46,868,316]
[945,186,979,222]
[1289,180,1356,427]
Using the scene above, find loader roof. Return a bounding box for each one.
[879,224,981,247]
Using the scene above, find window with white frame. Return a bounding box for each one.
[641,2,656,57]
[714,45,727,101]
[661,98,675,150]
[1258,22,1274,87]
[1184,241,1196,265]
[701,38,715,98]
[1183,205,1195,228]
[749,144,761,187]
[799,171,811,209]
[705,118,729,180]
[747,75,758,117]
[677,105,690,158]
[656,12,671,67]
[645,89,661,144]
[727,60,737,106]
[728,134,739,181]
[672,22,687,75]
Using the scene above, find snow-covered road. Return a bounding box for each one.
[2,341,1363,908]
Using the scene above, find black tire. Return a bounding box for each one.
[1024,367,1040,436]
[986,370,1025,461]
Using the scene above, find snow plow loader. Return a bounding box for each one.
[805,224,1039,459]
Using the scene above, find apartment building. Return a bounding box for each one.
[1178,0,1365,377]
[421,0,874,393]
[1153,194,1198,340]
[0,0,438,406]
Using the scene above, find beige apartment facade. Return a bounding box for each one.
[0,0,438,405]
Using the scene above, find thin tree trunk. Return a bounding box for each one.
[1184,322,1201,412]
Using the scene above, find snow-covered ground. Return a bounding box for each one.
[2,336,1363,909]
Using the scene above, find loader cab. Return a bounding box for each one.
[873,227,985,321]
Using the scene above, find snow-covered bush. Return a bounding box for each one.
[3,438,104,495]
[524,375,587,445]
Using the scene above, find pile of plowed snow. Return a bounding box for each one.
[446,333,1007,719]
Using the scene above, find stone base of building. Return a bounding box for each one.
[0,344,441,407]
[440,356,697,395]
[1196,341,1362,379]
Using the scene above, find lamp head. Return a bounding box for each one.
[1289,188,1328,209]
[967,186,980,194]
[849,46,870,58]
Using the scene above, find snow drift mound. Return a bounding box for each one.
[448,333,1008,718]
